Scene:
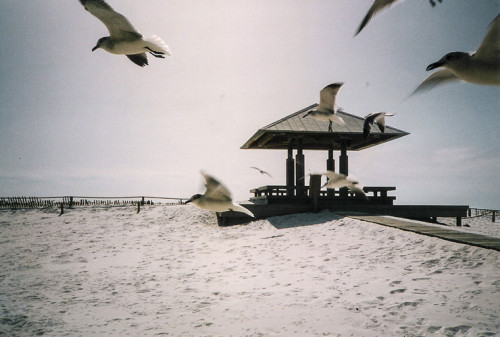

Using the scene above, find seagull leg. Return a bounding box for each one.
[328,121,333,132]
[146,47,165,58]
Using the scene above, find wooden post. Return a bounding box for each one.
[493,211,496,222]
[286,142,295,197]
[310,174,322,212]
[327,145,335,198]
[456,217,461,227]
[296,138,305,197]
[339,141,349,198]
[137,202,141,214]
[59,203,64,216]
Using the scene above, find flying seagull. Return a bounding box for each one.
[355,0,443,36]
[321,171,367,200]
[412,13,500,94]
[250,167,272,178]
[185,171,255,217]
[363,112,395,139]
[79,0,171,67]
[303,83,346,132]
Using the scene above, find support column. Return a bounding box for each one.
[296,138,305,197]
[339,141,349,198]
[327,145,335,198]
[286,142,295,197]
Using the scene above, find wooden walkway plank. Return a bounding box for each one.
[349,215,500,252]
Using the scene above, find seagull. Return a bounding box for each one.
[250,167,272,178]
[321,171,367,199]
[412,13,500,94]
[79,0,171,67]
[355,0,442,36]
[303,83,346,132]
[363,112,395,139]
[185,171,255,217]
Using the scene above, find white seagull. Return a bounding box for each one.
[303,83,346,132]
[363,112,395,139]
[321,171,367,200]
[250,167,272,178]
[355,0,442,36]
[185,171,255,217]
[79,0,171,67]
[412,13,500,94]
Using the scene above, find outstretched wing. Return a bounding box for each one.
[319,83,343,112]
[126,54,148,67]
[411,69,460,95]
[474,13,500,63]
[355,0,402,36]
[322,171,348,189]
[80,0,142,40]
[201,171,233,202]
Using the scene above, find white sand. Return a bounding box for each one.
[1,206,499,337]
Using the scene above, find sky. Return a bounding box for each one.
[0,0,499,209]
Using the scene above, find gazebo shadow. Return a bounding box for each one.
[267,210,345,230]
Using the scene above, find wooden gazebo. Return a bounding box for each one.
[217,104,468,226]
[241,104,409,202]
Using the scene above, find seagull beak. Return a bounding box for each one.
[92,44,99,52]
[426,61,443,71]
[184,198,192,204]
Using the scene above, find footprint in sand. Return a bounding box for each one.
[390,288,407,295]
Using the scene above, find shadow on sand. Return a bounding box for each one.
[267,210,345,230]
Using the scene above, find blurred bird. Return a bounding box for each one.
[363,112,395,139]
[185,171,254,217]
[303,83,346,132]
[79,0,171,67]
[355,0,442,36]
[250,167,272,178]
[412,13,500,94]
[321,171,367,199]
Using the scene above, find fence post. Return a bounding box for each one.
[137,202,140,214]
[59,203,64,216]
[493,211,496,223]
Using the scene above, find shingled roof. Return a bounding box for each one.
[241,104,409,151]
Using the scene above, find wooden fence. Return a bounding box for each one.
[467,208,499,222]
[0,196,186,209]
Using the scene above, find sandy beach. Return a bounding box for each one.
[1,205,499,337]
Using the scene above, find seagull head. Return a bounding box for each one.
[426,52,469,71]
[185,194,202,205]
[92,37,109,52]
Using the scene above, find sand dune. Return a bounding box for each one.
[1,205,499,336]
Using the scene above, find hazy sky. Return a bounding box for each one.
[0,0,499,208]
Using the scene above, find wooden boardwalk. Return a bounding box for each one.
[349,215,500,252]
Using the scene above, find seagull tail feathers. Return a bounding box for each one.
[145,35,172,56]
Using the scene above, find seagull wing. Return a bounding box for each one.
[363,113,378,139]
[322,171,348,189]
[319,83,343,112]
[374,114,387,133]
[201,171,233,202]
[411,69,460,95]
[474,13,500,63]
[80,0,142,40]
[355,0,403,36]
[126,54,148,67]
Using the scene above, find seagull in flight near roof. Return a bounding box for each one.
[355,0,442,36]
[363,112,395,139]
[303,83,346,132]
[250,167,272,178]
[185,171,255,218]
[79,0,171,67]
[321,171,367,200]
[412,13,500,95]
